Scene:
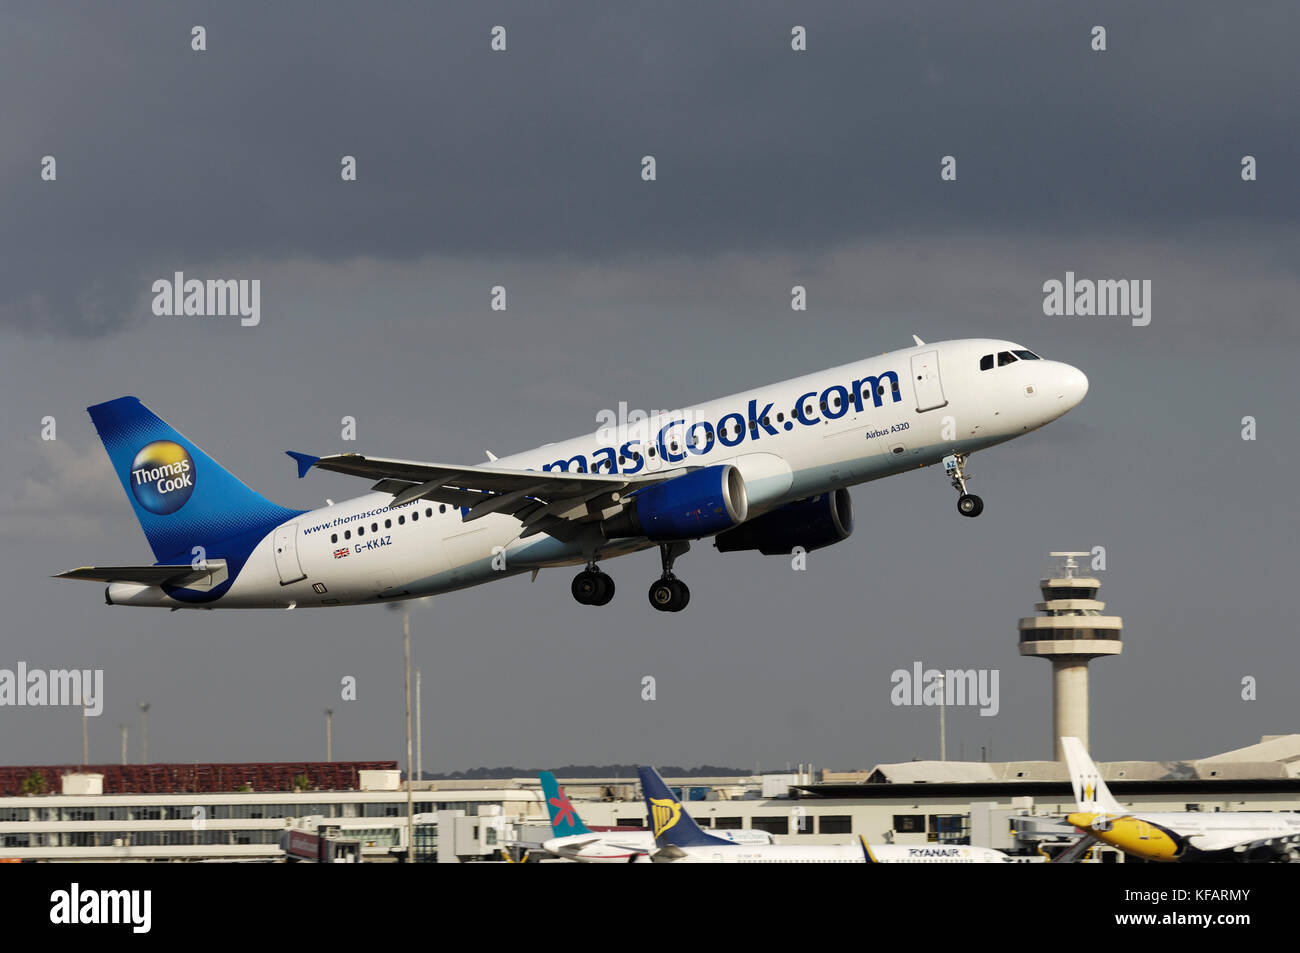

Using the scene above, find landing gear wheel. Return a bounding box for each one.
[648,578,689,612]
[590,572,615,606]
[572,569,614,605]
[957,494,984,518]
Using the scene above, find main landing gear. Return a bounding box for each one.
[571,564,614,606]
[570,541,693,611]
[944,452,984,518]
[648,541,691,612]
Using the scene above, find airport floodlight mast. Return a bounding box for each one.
[388,601,416,861]
[937,673,947,761]
[1017,552,1123,761]
[325,708,334,762]
[139,701,151,764]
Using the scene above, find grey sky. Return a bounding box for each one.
[1,2,1296,773]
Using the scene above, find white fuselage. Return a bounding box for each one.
[107,338,1087,608]
[543,828,773,863]
[657,843,1012,864]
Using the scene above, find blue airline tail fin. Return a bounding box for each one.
[539,771,593,837]
[636,766,733,848]
[87,396,303,563]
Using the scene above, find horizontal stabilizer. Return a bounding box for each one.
[285,451,321,479]
[55,561,228,587]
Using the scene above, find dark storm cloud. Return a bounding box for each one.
[1,1,1297,334]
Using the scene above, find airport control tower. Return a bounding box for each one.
[1018,552,1122,762]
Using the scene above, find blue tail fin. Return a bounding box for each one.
[87,396,303,563]
[637,766,733,847]
[539,771,592,837]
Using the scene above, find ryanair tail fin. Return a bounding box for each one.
[636,766,733,848]
[539,771,593,837]
[86,396,302,563]
[1062,736,1125,815]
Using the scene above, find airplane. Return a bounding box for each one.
[1062,736,1300,863]
[535,770,770,863]
[56,337,1087,612]
[637,766,1013,863]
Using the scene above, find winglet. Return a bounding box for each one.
[285,451,321,479]
[912,334,926,346]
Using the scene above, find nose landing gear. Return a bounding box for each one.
[648,541,691,612]
[944,453,984,518]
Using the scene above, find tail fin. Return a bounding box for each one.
[87,396,302,563]
[1062,736,1124,815]
[539,771,592,837]
[636,766,733,848]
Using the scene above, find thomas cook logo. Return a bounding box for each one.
[649,797,681,838]
[130,441,195,515]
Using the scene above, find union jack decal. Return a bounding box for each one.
[333,548,349,559]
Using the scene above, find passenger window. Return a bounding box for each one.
[411,511,418,521]
[1013,349,1040,360]
[776,412,784,422]
[357,526,364,536]
[344,530,351,540]
[979,354,994,371]
[331,534,338,544]
[399,515,406,524]
[439,505,446,513]
[618,455,626,464]
[371,523,378,532]
[648,446,656,457]
[997,351,1017,366]
[425,508,432,517]
[385,519,392,528]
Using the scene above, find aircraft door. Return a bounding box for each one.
[273,523,307,584]
[911,350,948,413]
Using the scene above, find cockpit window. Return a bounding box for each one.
[997,351,1017,366]
[1013,349,1040,360]
[979,354,994,371]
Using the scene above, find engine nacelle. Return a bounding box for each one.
[602,465,748,541]
[713,488,853,555]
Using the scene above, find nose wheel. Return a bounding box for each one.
[648,541,692,612]
[944,453,984,518]
[571,566,615,606]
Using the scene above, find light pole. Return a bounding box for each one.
[325,708,334,762]
[139,702,150,764]
[415,667,422,782]
[389,601,416,861]
[937,673,946,761]
[120,724,128,766]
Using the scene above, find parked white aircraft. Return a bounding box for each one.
[1062,736,1300,863]
[535,771,769,863]
[637,766,1013,863]
[58,337,1087,612]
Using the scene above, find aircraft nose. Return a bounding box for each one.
[1057,364,1089,408]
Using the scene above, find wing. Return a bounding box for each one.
[290,451,674,542]
[55,561,227,587]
